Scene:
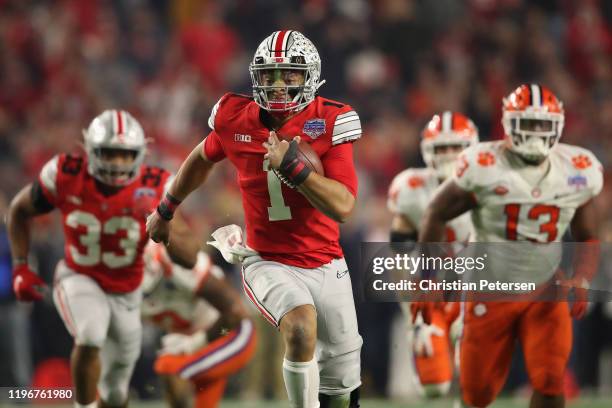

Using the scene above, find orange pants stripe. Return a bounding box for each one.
[155,319,257,383]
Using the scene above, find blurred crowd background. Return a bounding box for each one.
[1,0,612,402]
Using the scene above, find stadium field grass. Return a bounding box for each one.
[218,398,612,408]
[7,398,612,408]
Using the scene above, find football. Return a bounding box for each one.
[296,139,325,176]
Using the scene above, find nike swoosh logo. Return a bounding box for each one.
[337,270,349,279]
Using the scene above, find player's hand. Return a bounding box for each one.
[411,302,434,325]
[146,211,170,245]
[263,131,299,169]
[13,264,47,302]
[133,192,158,220]
[158,331,208,355]
[556,270,590,319]
[413,321,444,357]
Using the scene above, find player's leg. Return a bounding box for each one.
[412,307,454,398]
[460,302,521,408]
[311,258,362,408]
[159,375,193,408]
[53,262,111,407]
[242,259,319,408]
[193,377,228,408]
[155,319,256,383]
[98,289,143,407]
[519,302,572,408]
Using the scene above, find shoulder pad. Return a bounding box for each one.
[208,93,253,131]
[59,154,85,176]
[453,142,503,192]
[331,104,361,146]
[556,143,604,197]
[388,168,434,216]
[140,166,169,188]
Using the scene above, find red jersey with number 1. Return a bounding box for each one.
[38,154,172,292]
[203,94,361,268]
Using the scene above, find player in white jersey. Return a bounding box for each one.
[417,84,603,408]
[388,111,478,397]
[141,243,256,408]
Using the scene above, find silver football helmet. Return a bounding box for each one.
[82,110,147,186]
[249,30,324,113]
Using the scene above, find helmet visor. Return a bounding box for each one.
[250,64,309,111]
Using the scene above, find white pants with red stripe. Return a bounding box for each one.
[242,256,362,395]
[52,260,141,405]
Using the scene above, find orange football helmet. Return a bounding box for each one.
[421,111,479,179]
[502,84,564,162]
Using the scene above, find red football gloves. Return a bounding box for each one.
[13,264,47,301]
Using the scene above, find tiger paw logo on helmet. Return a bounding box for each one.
[502,84,564,163]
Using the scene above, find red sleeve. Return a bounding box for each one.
[202,130,226,162]
[321,142,358,197]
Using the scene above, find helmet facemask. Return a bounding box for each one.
[422,141,473,180]
[503,109,564,163]
[250,60,313,112]
[88,147,141,187]
[250,31,323,114]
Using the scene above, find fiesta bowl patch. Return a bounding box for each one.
[303,119,326,138]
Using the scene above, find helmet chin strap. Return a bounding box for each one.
[315,79,326,91]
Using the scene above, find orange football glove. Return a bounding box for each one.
[556,269,589,319]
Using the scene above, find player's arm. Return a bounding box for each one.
[570,198,600,283]
[165,210,200,269]
[570,199,598,243]
[411,180,475,324]
[565,199,601,319]
[391,214,418,242]
[196,274,251,342]
[297,171,355,223]
[6,182,53,300]
[419,180,476,242]
[147,140,215,244]
[264,131,356,223]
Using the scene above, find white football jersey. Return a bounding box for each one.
[141,249,223,333]
[388,167,473,243]
[454,141,603,284]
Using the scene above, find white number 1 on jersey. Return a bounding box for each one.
[263,159,292,221]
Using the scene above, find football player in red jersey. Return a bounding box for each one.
[7,110,199,408]
[147,30,362,408]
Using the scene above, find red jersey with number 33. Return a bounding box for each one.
[38,154,171,292]
[203,94,361,268]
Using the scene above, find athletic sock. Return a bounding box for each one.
[283,357,320,408]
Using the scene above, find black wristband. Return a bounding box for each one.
[156,193,181,221]
[276,140,312,188]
